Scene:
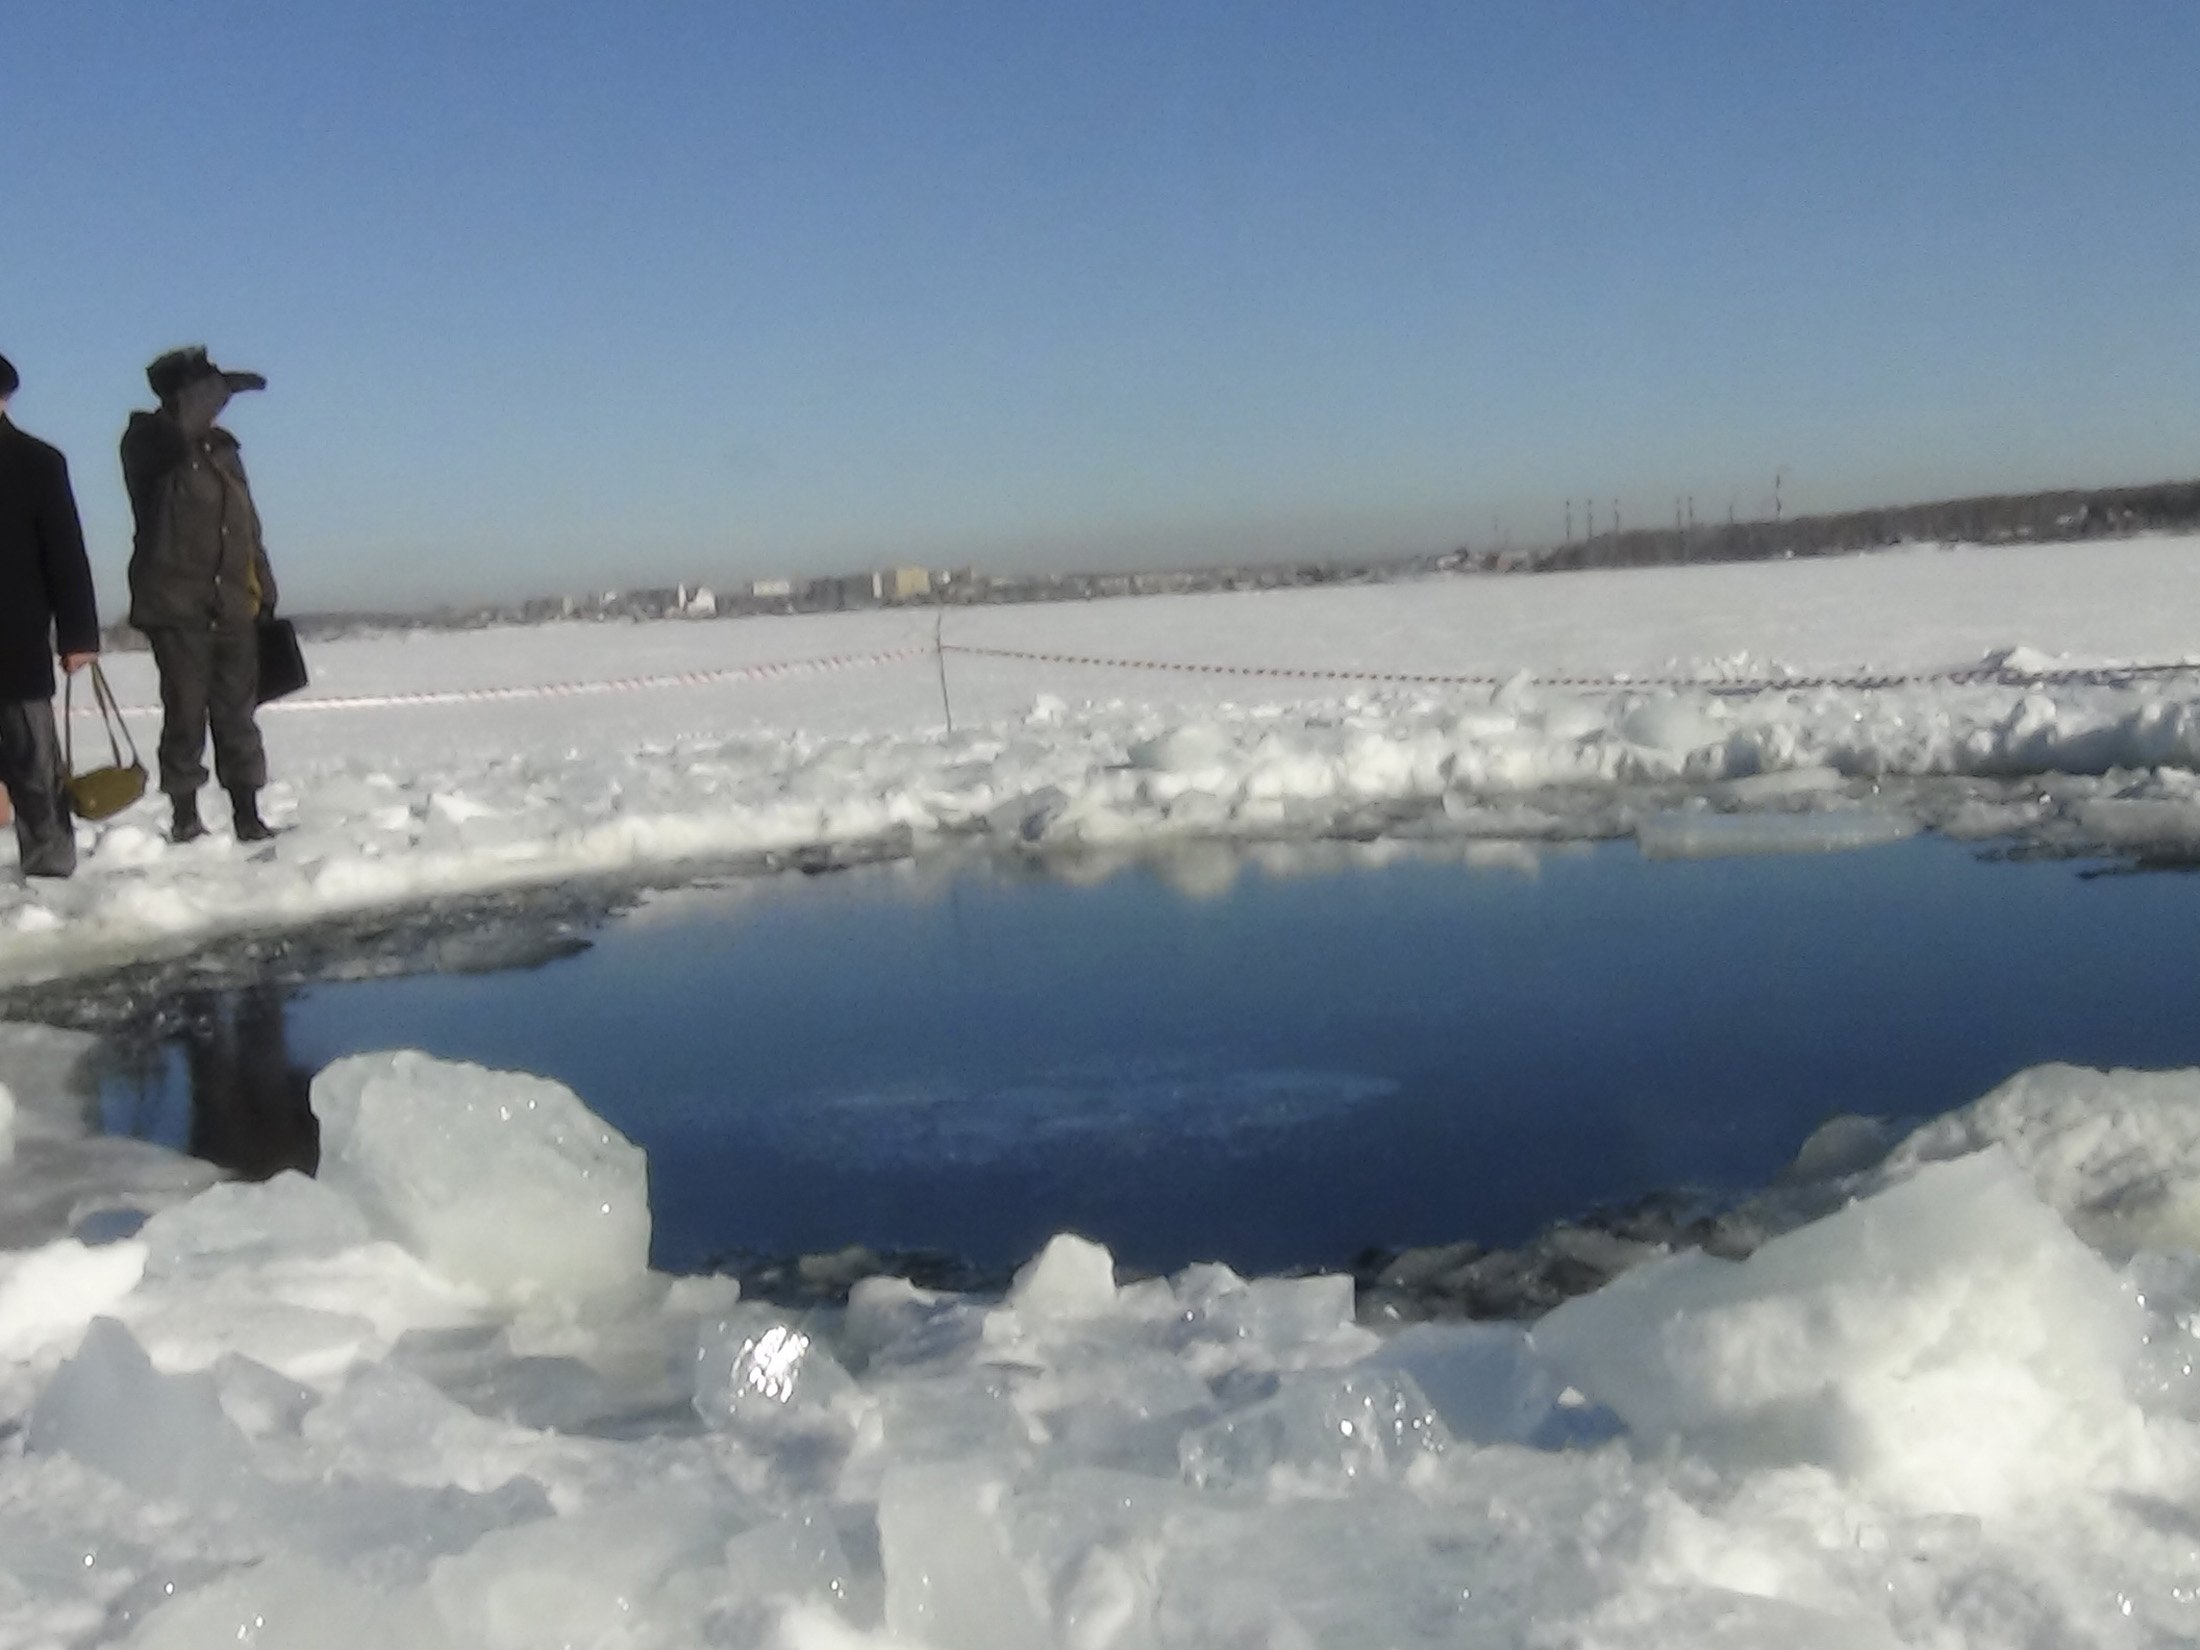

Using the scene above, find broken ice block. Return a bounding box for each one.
[879,1462,1048,1650]
[27,1317,257,1502]
[1178,1367,1451,1490]
[1533,1149,2146,1514]
[312,1052,650,1304]
[693,1308,856,1432]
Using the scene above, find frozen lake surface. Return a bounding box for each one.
[90,832,2200,1280]
[13,550,2200,1647]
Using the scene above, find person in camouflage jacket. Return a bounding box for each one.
[121,346,280,843]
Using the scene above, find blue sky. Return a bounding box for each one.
[5,2,2197,614]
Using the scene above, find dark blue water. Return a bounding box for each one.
[97,837,2200,1275]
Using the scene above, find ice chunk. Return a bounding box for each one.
[1536,696,1607,742]
[1125,723,1232,774]
[1008,1232,1118,1324]
[694,1309,858,1432]
[1151,1493,1504,1648]
[1164,1264,1372,1370]
[1178,1367,1450,1491]
[1618,696,1724,753]
[1783,1113,1897,1183]
[718,1505,864,1624]
[208,1350,318,1441]
[1031,1355,1216,1475]
[312,1052,650,1304]
[1877,1062,2200,1252]
[1561,1587,1908,1650]
[841,1275,989,1374]
[985,785,1073,842]
[878,1462,1048,1650]
[871,1374,1035,1473]
[2074,796,2200,854]
[0,1239,145,1361]
[299,1361,565,1514]
[1636,807,1917,859]
[138,1172,371,1275]
[27,1317,259,1502]
[1708,764,1848,803]
[0,1021,97,1148]
[1532,1150,2146,1515]
[428,1491,733,1650]
[1008,1468,1185,1635]
[1055,1543,1159,1650]
[2125,1248,2200,1419]
[1361,1322,1567,1447]
[117,1556,448,1650]
[118,1176,393,1385]
[252,1468,556,1577]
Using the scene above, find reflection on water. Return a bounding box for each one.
[91,834,2200,1277]
[99,984,319,1181]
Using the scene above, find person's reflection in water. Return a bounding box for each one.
[181,982,320,1178]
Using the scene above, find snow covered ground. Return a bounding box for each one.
[7,537,2200,1647]
[8,534,2200,989]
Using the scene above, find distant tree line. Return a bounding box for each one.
[1532,478,2200,574]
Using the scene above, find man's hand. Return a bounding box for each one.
[60,651,97,674]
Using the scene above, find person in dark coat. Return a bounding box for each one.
[0,352,102,879]
[121,346,279,843]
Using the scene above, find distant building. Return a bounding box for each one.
[749,577,793,600]
[884,566,933,602]
[807,571,883,610]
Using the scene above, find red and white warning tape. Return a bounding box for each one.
[81,645,928,719]
[67,637,2200,725]
[939,642,2200,696]
[940,642,1510,688]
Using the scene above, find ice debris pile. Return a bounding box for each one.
[12,647,2200,987]
[6,1049,2200,1647]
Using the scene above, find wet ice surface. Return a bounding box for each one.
[64,829,2200,1302]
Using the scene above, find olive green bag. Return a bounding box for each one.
[63,661,148,822]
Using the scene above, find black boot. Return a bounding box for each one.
[170,792,207,844]
[230,787,276,842]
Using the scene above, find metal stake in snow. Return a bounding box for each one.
[933,604,956,736]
